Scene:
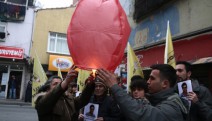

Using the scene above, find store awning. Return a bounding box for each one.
[190,57,212,65]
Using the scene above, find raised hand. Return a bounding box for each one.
[96,68,118,88]
[61,65,78,89]
[64,65,78,83]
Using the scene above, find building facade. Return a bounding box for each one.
[31,7,76,79]
[119,0,212,91]
[0,0,35,100]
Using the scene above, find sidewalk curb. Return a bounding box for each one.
[0,99,31,106]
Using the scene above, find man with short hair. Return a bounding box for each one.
[97,64,187,121]
[8,75,17,99]
[35,66,95,121]
[176,61,212,121]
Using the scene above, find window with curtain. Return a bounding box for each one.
[48,32,70,55]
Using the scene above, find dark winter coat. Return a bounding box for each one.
[35,82,94,121]
[89,94,121,121]
[188,79,212,121]
[111,84,188,121]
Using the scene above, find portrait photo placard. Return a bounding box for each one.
[177,80,193,97]
[177,80,193,108]
[83,103,99,121]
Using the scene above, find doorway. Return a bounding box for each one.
[7,71,23,99]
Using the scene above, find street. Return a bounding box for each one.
[0,104,38,121]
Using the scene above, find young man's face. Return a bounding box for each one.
[182,85,187,93]
[49,78,62,91]
[94,83,106,96]
[147,69,163,94]
[90,106,95,113]
[132,88,145,99]
[176,64,190,82]
[12,76,15,80]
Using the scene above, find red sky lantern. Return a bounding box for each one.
[67,0,131,71]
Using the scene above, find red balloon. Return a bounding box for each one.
[67,0,130,71]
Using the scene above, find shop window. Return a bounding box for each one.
[47,32,70,55]
[0,25,6,42]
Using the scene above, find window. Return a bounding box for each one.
[48,32,70,55]
[28,0,34,6]
[7,0,27,5]
[0,2,26,22]
[0,24,6,42]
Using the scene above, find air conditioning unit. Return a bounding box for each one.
[0,25,6,42]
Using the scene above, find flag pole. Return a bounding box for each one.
[127,42,144,92]
[164,21,176,68]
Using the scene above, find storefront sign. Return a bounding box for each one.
[48,55,73,72]
[0,46,24,59]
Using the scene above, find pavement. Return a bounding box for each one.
[0,102,38,121]
[0,99,31,106]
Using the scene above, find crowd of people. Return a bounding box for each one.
[34,61,212,121]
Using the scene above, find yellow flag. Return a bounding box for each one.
[77,69,91,92]
[127,42,144,91]
[58,67,63,79]
[32,51,48,107]
[164,21,176,68]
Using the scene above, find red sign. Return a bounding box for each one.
[122,33,212,68]
[0,46,24,59]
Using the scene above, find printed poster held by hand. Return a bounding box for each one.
[84,103,99,121]
[177,80,193,108]
[67,0,131,71]
[177,80,193,98]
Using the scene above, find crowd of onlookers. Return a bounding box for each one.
[34,61,212,121]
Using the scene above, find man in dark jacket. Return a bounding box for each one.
[97,64,187,121]
[176,61,212,121]
[35,66,95,121]
[8,75,17,99]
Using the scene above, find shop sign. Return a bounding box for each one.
[0,46,24,59]
[48,55,73,72]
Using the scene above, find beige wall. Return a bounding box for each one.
[178,0,212,35]
[31,7,75,64]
